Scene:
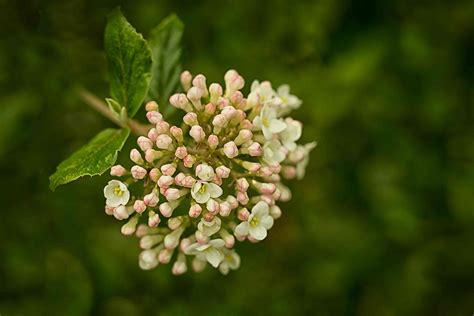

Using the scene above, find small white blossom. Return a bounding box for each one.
[235,201,274,240]
[197,216,222,236]
[250,80,280,105]
[104,180,130,207]
[276,84,302,114]
[185,239,226,268]
[279,118,302,151]
[263,139,287,164]
[191,181,223,204]
[195,164,215,181]
[253,105,287,139]
[219,249,241,275]
[295,142,317,179]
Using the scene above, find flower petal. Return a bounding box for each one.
[206,248,224,268]
[261,214,274,230]
[235,222,249,237]
[252,201,269,217]
[207,183,223,198]
[269,119,286,133]
[249,225,267,241]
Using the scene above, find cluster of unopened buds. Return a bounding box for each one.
[103,69,316,275]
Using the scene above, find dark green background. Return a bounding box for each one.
[1,0,473,315]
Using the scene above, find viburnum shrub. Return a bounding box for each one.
[50,8,316,275]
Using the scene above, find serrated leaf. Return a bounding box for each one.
[148,14,184,112]
[105,8,152,118]
[49,128,130,190]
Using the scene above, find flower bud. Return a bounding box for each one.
[232,109,246,123]
[221,106,236,120]
[145,149,164,163]
[114,205,132,220]
[158,175,174,189]
[195,230,209,244]
[259,166,273,177]
[224,69,245,96]
[192,74,208,98]
[219,229,235,248]
[247,142,262,156]
[140,234,164,249]
[172,253,187,275]
[189,203,202,218]
[145,100,159,112]
[164,188,181,201]
[192,257,207,272]
[168,216,184,230]
[147,128,158,142]
[236,178,249,192]
[137,136,153,151]
[160,163,176,176]
[148,211,161,227]
[158,248,173,264]
[212,114,227,129]
[252,180,276,194]
[223,141,238,158]
[247,91,260,108]
[133,200,147,214]
[146,111,163,124]
[196,164,215,181]
[164,227,185,249]
[187,87,202,111]
[226,195,239,209]
[277,183,292,202]
[215,165,230,178]
[105,205,114,215]
[184,175,197,188]
[230,91,243,106]
[149,168,161,182]
[207,134,219,149]
[189,125,206,142]
[237,207,250,221]
[234,129,253,145]
[270,205,282,219]
[219,201,231,217]
[268,162,281,174]
[206,199,220,215]
[144,191,159,207]
[175,146,188,159]
[204,102,216,115]
[130,148,144,165]
[180,237,193,252]
[237,191,249,205]
[241,161,261,173]
[131,165,147,179]
[155,121,170,134]
[240,119,253,129]
[110,165,126,177]
[174,172,186,186]
[281,165,297,179]
[260,194,275,205]
[209,83,223,104]
[180,70,192,91]
[169,126,183,142]
[139,249,159,270]
[202,211,214,222]
[183,112,198,126]
[169,93,190,110]
[121,215,139,235]
[272,188,282,201]
[156,134,173,150]
[217,96,230,109]
[183,154,196,168]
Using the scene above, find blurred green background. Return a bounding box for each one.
[1,0,473,315]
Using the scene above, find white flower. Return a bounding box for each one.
[104,180,130,207]
[197,216,222,236]
[235,201,274,240]
[195,164,215,181]
[279,118,302,151]
[296,142,317,179]
[185,239,225,268]
[250,80,280,105]
[219,249,241,275]
[253,105,287,139]
[191,181,223,204]
[276,84,301,115]
[263,139,287,164]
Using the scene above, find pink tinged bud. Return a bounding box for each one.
[247,142,263,156]
[131,165,147,179]
[237,191,249,205]
[137,136,153,151]
[247,91,260,108]
[147,128,158,142]
[169,126,183,142]
[183,154,196,168]
[230,91,243,106]
[259,166,273,177]
[240,119,253,129]
[260,194,275,205]
[253,180,276,194]
[133,200,147,214]
[160,163,176,176]
[146,111,163,124]
[204,102,216,115]
[164,188,181,201]
[158,175,174,189]
[219,229,235,248]
[217,97,230,109]
[272,188,282,201]
[237,207,250,221]
[155,121,170,134]
[195,230,210,244]
[192,74,208,98]
[168,216,184,230]
[242,161,261,173]
[224,69,245,96]
[149,168,161,182]
[175,146,188,159]
[169,93,189,110]
[130,149,144,165]
[140,234,164,249]
[206,199,220,215]
[164,227,185,249]
[234,129,253,145]
[172,253,188,275]
[183,176,197,188]
[236,178,249,192]
[159,248,173,264]
[212,175,223,186]
[105,205,114,215]
[174,172,186,186]
[183,112,198,126]
[226,195,239,209]
[192,256,207,272]
[202,211,214,222]
[232,109,246,123]
[221,106,236,120]
[187,87,203,111]
[207,134,219,149]
[219,202,231,217]
[223,141,238,158]
[270,205,282,219]
[189,125,206,142]
[145,149,164,163]
[180,238,193,252]
[145,100,159,112]
[121,215,139,235]
[269,162,282,174]
[180,70,192,91]
[282,166,297,179]
[212,114,228,128]
[114,205,133,220]
[144,191,159,207]
[216,165,231,178]
[156,134,173,150]
[235,234,246,242]
[189,204,202,218]
[209,83,223,104]
[110,165,126,177]
[148,211,161,227]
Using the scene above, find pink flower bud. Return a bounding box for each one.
[183,176,196,188]
[183,154,196,168]
[164,227,185,249]
[226,195,239,209]
[219,202,231,217]
[187,87,202,110]
[253,180,276,194]
[192,74,208,98]
[247,91,260,108]
[209,83,223,104]
[180,238,192,253]
[144,191,159,207]
[207,134,219,149]
[130,148,144,165]
[145,149,164,163]
[269,162,281,173]
[105,205,114,215]
[223,141,238,158]
[169,126,183,142]
[217,96,230,109]
[247,142,262,156]
[202,211,214,222]
[272,188,282,201]
[159,203,174,218]
[259,166,273,177]
[232,109,246,122]
[195,230,209,244]
[148,211,161,227]
[133,200,147,214]
[240,119,253,129]
[145,100,159,112]
[183,112,198,126]
[281,166,296,179]
[146,111,162,124]
[160,163,176,176]
[234,129,253,145]
[204,102,216,115]
[172,254,187,275]
[158,175,174,189]
[169,93,190,110]
[110,165,126,177]
[174,172,186,186]
[168,216,184,230]
[224,69,245,95]
[237,207,250,221]
[158,248,173,263]
[164,188,181,201]
[241,161,261,172]
[180,70,192,91]
[189,125,205,142]
[147,128,158,142]
[219,229,235,248]
[155,121,170,134]
[230,91,243,105]
[212,114,227,128]
[137,136,153,151]
[206,199,220,215]
[114,205,131,220]
[195,164,215,181]
[156,134,173,150]
[260,194,275,205]
[237,191,249,205]
[121,215,139,235]
[236,178,249,192]
[175,146,188,159]
[189,204,202,218]
[221,106,236,120]
[131,165,147,179]
[216,165,230,178]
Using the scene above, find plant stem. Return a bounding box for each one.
[76,87,150,136]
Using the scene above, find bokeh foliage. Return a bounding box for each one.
[0,0,473,315]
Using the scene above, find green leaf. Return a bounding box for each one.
[147,14,184,111]
[49,128,130,191]
[105,97,122,115]
[105,8,152,118]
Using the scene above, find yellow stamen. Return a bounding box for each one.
[114,186,124,197]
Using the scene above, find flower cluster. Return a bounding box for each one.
[103,70,316,275]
